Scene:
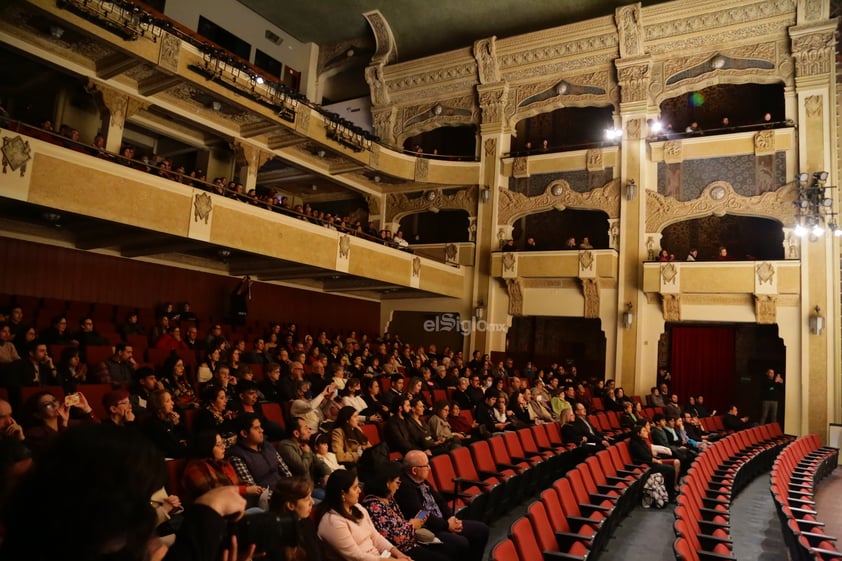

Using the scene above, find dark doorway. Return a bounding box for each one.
[661,215,784,261]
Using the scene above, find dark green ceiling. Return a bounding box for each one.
[237,0,667,61]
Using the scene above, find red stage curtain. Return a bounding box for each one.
[669,325,736,414]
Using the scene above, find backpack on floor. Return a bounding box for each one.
[642,471,669,509]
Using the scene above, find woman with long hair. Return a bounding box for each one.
[341,378,381,423]
[329,406,371,468]
[160,355,199,410]
[55,346,87,392]
[23,390,97,458]
[194,385,237,443]
[362,378,390,420]
[141,389,192,459]
[316,470,410,561]
[361,463,451,561]
[268,477,323,561]
[181,430,263,503]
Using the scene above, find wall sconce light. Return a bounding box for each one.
[625,179,637,201]
[809,305,824,335]
[622,302,634,328]
[474,302,486,321]
[480,187,490,204]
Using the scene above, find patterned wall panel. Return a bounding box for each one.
[509,168,614,196]
[657,153,785,200]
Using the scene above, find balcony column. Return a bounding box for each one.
[233,142,272,191]
[789,3,839,437]
[92,83,148,154]
[614,48,657,393]
[474,72,513,355]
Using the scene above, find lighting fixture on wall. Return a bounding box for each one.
[624,179,637,201]
[809,305,824,335]
[480,187,490,204]
[474,302,486,321]
[793,171,840,239]
[622,302,634,329]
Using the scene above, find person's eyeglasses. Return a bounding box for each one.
[415,464,430,469]
[40,400,59,410]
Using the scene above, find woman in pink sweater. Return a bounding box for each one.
[316,470,411,561]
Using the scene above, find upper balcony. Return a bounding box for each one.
[0,124,466,299]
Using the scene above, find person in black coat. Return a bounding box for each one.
[562,403,609,450]
[394,450,489,561]
[628,422,678,500]
[384,397,424,455]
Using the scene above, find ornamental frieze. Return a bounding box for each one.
[646,181,796,233]
[643,0,795,42]
[498,32,618,69]
[385,187,478,223]
[385,62,477,92]
[497,179,620,226]
[646,22,795,58]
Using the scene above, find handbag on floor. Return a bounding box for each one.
[642,472,669,509]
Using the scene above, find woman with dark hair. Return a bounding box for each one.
[342,378,381,423]
[362,378,390,420]
[427,399,464,446]
[330,406,371,468]
[406,397,450,455]
[181,430,263,503]
[41,315,74,346]
[55,346,87,392]
[161,355,200,410]
[194,385,237,443]
[268,477,323,561]
[361,463,452,561]
[142,389,192,459]
[23,390,97,458]
[317,470,410,561]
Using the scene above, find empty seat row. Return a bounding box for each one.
[770,434,840,561]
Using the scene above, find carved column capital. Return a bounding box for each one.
[615,58,652,104]
[477,82,510,133]
[790,24,836,78]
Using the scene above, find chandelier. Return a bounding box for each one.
[793,171,840,239]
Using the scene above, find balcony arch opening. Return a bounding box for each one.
[399,209,471,244]
[506,316,606,381]
[658,83,786,136]
[511,208,610,251]
[402,125,477,160]
[659,215,785,261]
[513,106,615,155]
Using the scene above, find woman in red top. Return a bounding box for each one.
[180,430,264,503]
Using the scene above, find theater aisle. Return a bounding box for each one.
[814,467,842,539]
[728,474,786,561]
[599,504,675,561]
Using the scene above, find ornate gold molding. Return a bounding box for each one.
[790,26,835,77]
[646,181,796,233]
[474,37,501,85]
[581,278,600,318]
[662,293,681,322]
[363,10,398,65]
[497,179,620,226]
[385,187,478,223]
[754,295,778,324]
[616,4,643,58]
[754,130,776,155]
[506,278,523,316]
[616,59,651,103]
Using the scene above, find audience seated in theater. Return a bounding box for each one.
[695,394,715,417]
[614,387,631,409]
[142,389,191,459]
[1,422,250,561]
[664,394,682,419]
[679,412,711,450]
[381,374,405,409]
[181,429,264,504]
[15,341,58,387]
[12,326,36,359]
[492,393,518,430]
[651,414,695,472]
[95,342,136,386]
[267,476,324,561]
[549,387,570,419]
[54,346,87,393]
[314,432,345,475]
[203,323,226,354]
[0,323,21,365]
[154,326,189,352]
[394,450,489,561]
[428,399,466,446]
[229,380,284,441]
[619,400,636,430]
[129,366,159,418]
[119,310,145,341]
[317,469,411,561]
[474,388,507,434]
[194,384,237,442]
[384,397,421,456]
[447,402,477,437]
[204,364,237,401]
[291,379,337,434]
[648,386,665,407]
[72,317,109,350]
[182,325,200,351]
[280,360,307,402]
[405,376,431,412]
[450,377,472,411]
[362,378,390,420]
[257,362,283,403]
[361,462,455,561]
[39,315,73,347]
[524,389,553,424]
[160,355,199,410]
[632,401,647,422]
[228,413,292,502]
[341,377,381,423]
[330,406,372,468]
[23,390,97,458]
[723,404,751,431]
[628,422,678,501]
[684,395,700,418]
[0,398,25,442]
[101,389,136,428]
[278,417,331,500]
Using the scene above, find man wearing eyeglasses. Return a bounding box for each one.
[394,450,489,561]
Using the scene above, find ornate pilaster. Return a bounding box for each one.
[90,82,148,153]
[371,107,397,145]
[477,82,510,135]
[615,58,652,107]
[233,142,272,190]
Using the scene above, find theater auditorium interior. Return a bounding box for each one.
[0,0,841,560]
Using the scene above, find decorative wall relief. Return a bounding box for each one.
[498,179,620,226]
[507,278,523,316]
[1,135,31,177]
[581,278,600,318]
[193,192,213,224]
[754,295,777,324]
[662,293,681,322]
[473,37,501,84]
[616,3,643,58]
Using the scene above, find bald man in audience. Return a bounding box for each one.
[0,399,25,441]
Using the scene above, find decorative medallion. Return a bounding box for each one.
[338,235,351,259]
[411,256,421,278]
[193,192,213,224]
[755,262,774,285]
[709,185,727,200]
[660,262,678,285]
[1,135,31,177]
[579,250,594,271]
[502,252,516,272]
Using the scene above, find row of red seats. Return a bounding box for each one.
[673,423,793,561]
[771,434,840,561]
[492,439,653,561]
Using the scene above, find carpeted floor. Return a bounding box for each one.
[813,466,842,539]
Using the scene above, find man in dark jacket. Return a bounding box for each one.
[394,450,489,561]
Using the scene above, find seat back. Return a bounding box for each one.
[261,402,286,431]
[527,501,560,553]
[491,539,520,561]
[361,423,381,446]
[517,427,542,455]
[470,440,501,474]
[539,488,573,533]
[511,517,544,561]
[430,453,458,494]
[451,446,482,481]
[503,430,529,459]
